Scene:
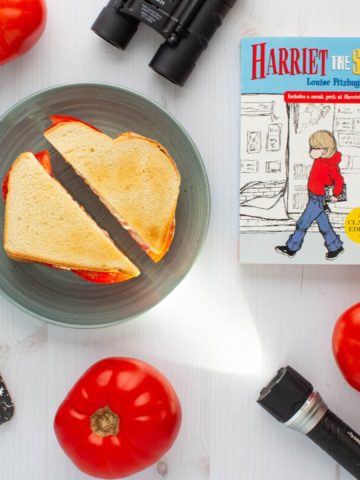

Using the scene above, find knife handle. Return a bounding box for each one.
[0,375,14,425]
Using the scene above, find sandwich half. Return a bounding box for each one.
[3,151,140,283]
[44,117,181,262]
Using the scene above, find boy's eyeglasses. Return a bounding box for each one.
[309,147,327,151]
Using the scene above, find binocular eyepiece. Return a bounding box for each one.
[92,0,236,86]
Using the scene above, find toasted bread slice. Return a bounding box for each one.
[44,122,181,262]
[3,152,140,277]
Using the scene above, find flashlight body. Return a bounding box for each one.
[307,409,360,478]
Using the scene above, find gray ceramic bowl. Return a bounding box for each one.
[0,83,210,328]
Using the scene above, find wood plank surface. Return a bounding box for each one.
[1,1,360,479]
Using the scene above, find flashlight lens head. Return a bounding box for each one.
[257,366,313,423]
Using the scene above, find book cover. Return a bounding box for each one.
[239,37,360,264]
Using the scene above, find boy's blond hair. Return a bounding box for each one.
[309,130,337,158]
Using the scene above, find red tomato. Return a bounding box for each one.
[47,115,101,133]
[333,303,360,391]
[0,0,47,65]
[54,358,182,479]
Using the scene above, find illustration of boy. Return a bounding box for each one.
[276,130,344,260]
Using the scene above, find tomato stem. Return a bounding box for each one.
[90,406,119,437]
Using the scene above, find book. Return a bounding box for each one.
[239,37,360,264]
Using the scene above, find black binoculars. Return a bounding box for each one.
[92,0,236,86]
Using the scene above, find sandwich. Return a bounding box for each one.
[3,151,140,283]
[44,116,181,262]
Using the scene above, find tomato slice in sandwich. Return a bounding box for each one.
[34,150,52,174]
[2,170,10,201]
[2,150,52,201]
[72,269,132,284]
[47,115,101,133]
[45,266,131,284]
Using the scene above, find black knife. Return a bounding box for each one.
[0,374,14,425]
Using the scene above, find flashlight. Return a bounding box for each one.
[257,366,360,479]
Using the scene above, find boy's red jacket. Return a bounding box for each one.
[308,151,344,197]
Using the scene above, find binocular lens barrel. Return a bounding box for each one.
[92,3,139,50]
[150,44,196,87]
[150,0,234,86]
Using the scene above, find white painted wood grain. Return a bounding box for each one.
[1,0,360,479]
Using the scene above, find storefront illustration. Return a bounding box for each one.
[240,94,360,233]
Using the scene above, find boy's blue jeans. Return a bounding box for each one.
[286,193,343,252]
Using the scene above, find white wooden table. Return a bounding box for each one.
[1,0,360,479]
